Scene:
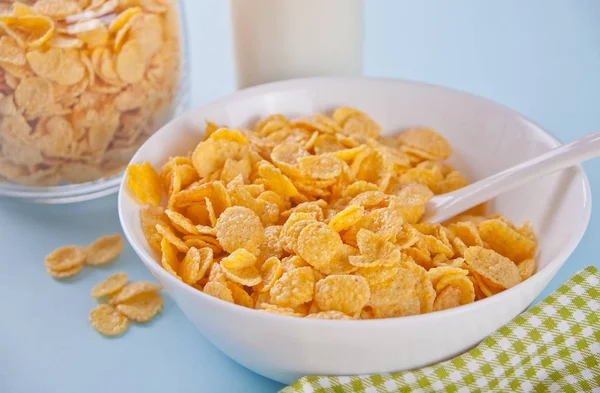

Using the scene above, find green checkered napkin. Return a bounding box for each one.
[283,266,600,393]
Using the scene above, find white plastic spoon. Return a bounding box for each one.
[423,130,600,223]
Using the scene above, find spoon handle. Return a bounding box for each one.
[424,130,600,223]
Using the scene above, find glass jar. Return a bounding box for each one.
[0,0,188,203]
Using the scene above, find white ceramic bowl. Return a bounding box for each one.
[118,77,592,384]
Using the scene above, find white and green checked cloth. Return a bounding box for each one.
[283,266,600,393]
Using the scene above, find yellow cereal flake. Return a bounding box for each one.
[85,233,123,265]
[116,292,163,322]
[369,269,421,318]
[45,245,86,272]
[257,256,283,293]
[328,204,364,232]
[116,39,145,83]
[160,237,181,279]
[109,6,141,33]
[179,247,213,285]
[90,272,128,298]
[518,258,536,281]
[478,219,536,263]
[448,221,483,247]
[0,36,25,65]
[165,209,199,235]
[156,223,188,253]
[215,206,264,255]
[464,246,522,289]
[315,275,370,316]
[258,225,284,263]
[109,281,162,305]
[227,282,254,308]
[203,281,234,303]
[140,206,169,250]
[89,304,129,336]
[46,263,83,279]
[270,267,315,308]
[433,285,462,311]
[126,161,163,206]
[296,221,344,273]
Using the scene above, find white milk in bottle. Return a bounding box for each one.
[230,0,363,89]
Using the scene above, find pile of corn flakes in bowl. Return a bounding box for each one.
[0,0,187,203]
[126,108,539,319]
[118,78,591,383]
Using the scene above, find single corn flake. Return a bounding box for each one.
[448,222,483,247]
[116,39,145,83]
[433,285,462,311]
[227,282,254,308]
[89,304,129,336]
[350,229,400,268]
[328,204,364,232]
[91,272,128,298]
[315,275,370,316]
[221,248,257,270]
[203,281,234,303]
[478,218,536,263]
[258,162,299,197]
[215,206,264,255]
[116,292,163,322]
[270,266,315,308]
[296,221,344,273]
[397,128,452,160]
[45,245,86,272]
[46,263,83,279]
[165,209,200,235]
[220,248,261,286]
[160,237,181,279]
[369,269,421,318]
[464,246,522,289]
[257,256,283,293]
[85,233,123,265]
[109,281,162,305]
[156,223,188,253]
[126,161,162,206]
[518,258,536,281]
[179,247,213,285]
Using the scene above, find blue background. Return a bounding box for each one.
[1,1,599,392]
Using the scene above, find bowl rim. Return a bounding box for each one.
[118,76,593,325]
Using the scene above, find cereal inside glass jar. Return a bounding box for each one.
[0,0,184,187]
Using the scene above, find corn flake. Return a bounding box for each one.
[86,233,123,265]
[203,281,233,303]
[126,161,163,206]
[270,266,315,308]
[478,219,536,263]
[116,291,163,322]
[89,304,129,336]
[91,272,128,298]
[315,275,370,316]
[109,281,162,305]
[464,246,522,289]
[45,245,86,272]
[296,221,344,273]
[215,206,264,255]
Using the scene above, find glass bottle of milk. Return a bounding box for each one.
[230,0,363,89]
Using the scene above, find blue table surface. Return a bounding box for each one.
[1,1,599,392]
